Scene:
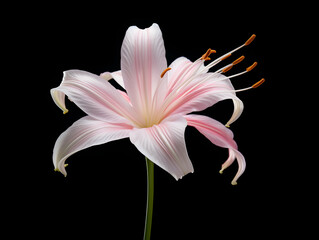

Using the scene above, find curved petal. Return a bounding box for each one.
[50,70,137,125]
[226,98,244,127]
[167,57,206,95]
[121,23,167,117]
[129,115,193,180]
[53,116,133,176]
[100,70,125,89]
[163,72,243,126]
[221,149,246,185]
[185,114,246,185]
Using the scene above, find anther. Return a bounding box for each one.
[221,53,231,61]
[160,68,171,78]
[222,65,233,73]
[232,55,245,65]
[246,62,258,72]
[201,48,216,61]
[244,34,256,46]
[252,78,265,88]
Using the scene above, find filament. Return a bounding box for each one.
[203,34,256,71]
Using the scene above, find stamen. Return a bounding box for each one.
[221,53,231,61]
[204,35,257,72]
[235,78,265,93]
[252,78,265,88]
[246,62,258,72]
[160,67,171,78]
[232,55,245,65]
[244,34,256,46]
[222,65,233,73]
[200,48,216,61]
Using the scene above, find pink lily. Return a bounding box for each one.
[51,23,263,185]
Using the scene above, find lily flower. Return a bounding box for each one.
[51,23,263,185]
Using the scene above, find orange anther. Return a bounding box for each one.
[201,48,216,61]
[252,78,265,88]
[160,68,171,78]
[244,34,256,46]
[246,62,258,72]
[232,55,245,65]
[222,65,233,73]
[221,53,231,61]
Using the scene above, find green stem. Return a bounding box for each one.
[144,157,154,240]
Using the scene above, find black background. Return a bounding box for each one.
[5,2,314,239]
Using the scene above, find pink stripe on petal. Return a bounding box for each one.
[121,24,168,125]
[100,70,125,90]
[130,115,193,180]
[51,70,139,126]
[185,114,246,184]
[53,116,133,176]
[167,57,206,95]
[162,72,243,126]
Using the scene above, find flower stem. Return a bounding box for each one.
[144,157,154,240]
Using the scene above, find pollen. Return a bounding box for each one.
[244,34,256,46]
[246,62,258,72]
[252,78,265,88]
[200,48,216,61]
[160,68,171,78]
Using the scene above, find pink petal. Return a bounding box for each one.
[221,149,246,185]
[53,116,133,176]
[100,70,125,89]
[129,115,193,180]
[163,72,243,126]
[51,70,137,125]
[166,57,206,95]
[120,23,168,121]
[185,114,246,184]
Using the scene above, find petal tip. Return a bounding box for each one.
[54,168,67,177]
[54,163,68,177]
[100,72,112,81]
[231,181,238,186]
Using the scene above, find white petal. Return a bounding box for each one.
[129,115,193,180]
[121,23,168,122]
[53,116,133,176]
[186,114,246,184]
[163,72,243,126]
[100,70,125,89]
[225,98,244,127]
[51,70,136,125]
